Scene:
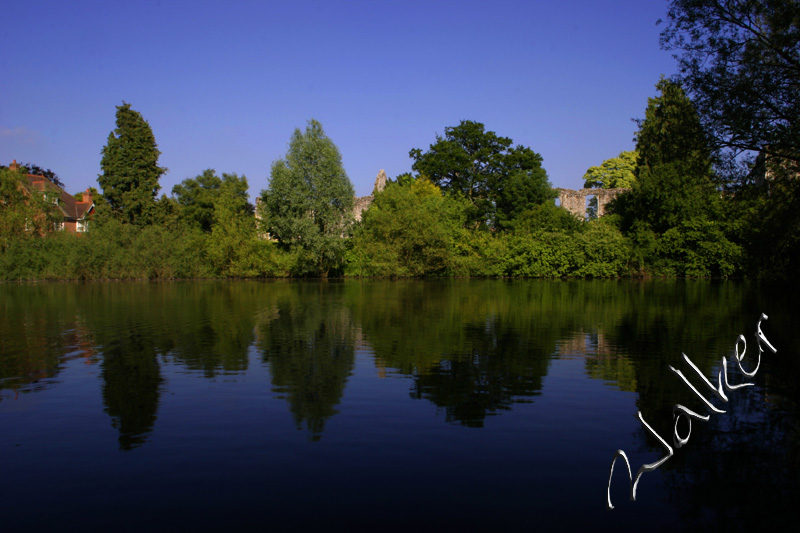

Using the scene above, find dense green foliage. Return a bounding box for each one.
[99,102,166,225]
[731,165,800,278]
[409,120,555,230]
[608,79,742,277]
[0,217,295,281]
[261,119,355,277]
[173,169,251,233]
[499,212,630,278]
[583,151,638,189]
[348,177,467,277]
[0,166,60,252]
[659,0,800,279]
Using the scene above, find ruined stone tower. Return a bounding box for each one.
[354,169,388,221]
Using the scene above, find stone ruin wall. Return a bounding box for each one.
[556,188,629,219]
[353,195,374,222]
[353,169,388,221]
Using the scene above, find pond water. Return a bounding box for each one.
[1,280,798,531]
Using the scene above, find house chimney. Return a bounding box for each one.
[9,160,20,172]
[82,188,93,204]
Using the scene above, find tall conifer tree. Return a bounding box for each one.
[612,79,742,277]
[99,102,166,224]
[624,79,717,233]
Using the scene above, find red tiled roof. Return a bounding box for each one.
[24,174,93,221]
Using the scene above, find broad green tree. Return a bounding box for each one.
[261,119,355,276]
[170,169,263,276]
[583,151,638,189]
[173,169,251,233]
[409,120,554,230]
[99,102,166,225]
[660,0,800,170]
[172,169,221,232]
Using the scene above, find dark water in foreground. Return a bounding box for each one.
[1,280,798,531]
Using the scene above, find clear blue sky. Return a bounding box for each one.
[2,0,677,199]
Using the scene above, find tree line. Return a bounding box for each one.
[1,0,798,281]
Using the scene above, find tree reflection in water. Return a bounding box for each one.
[2,279,799,529]
[100,335,162,450]
[257,283,355,441]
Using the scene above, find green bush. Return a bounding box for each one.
[657,218,742,278]
[575,221,631,278]
[349,179,466,277]
[501,231,582,277]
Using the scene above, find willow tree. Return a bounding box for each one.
[99,102,166,225]
[261,119,355,276]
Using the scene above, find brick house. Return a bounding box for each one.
[8,160,95,233]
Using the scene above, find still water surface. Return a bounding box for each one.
[1,280,798,531]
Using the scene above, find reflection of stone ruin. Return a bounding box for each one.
[354,169,388,221]
[557,330,619,358]
[556,188,628,218]
[556,330,637,392]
